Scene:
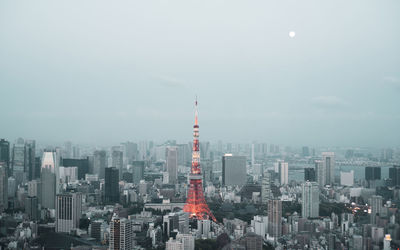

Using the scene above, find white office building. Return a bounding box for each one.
[302,181,319,218]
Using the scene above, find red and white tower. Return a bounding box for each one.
[183,99,216,222]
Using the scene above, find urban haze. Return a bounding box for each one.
[0,1,400,250]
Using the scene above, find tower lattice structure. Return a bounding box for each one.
[183,99,216,222]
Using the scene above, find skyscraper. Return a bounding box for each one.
[222,154,246,186]
[302,181,319,218]
[304,168,316,182]
[322,152,335,185]
[340,171,354,186]
[40,151,58,209]
[61,157,89,180]
[122,141,138,163]
[261,171,273,204]
[93,150,107,179]
[109,214,134,250]
[0,165,8,212]
[131,161,145,184]
[111,148,123,179]
[315,160,325,187]
[56,192,82,233]
[166,146,178,184]
[0,139,10,174]
[365,167,381,181]
[11,139,26,185]
[302,146,310,157]
[268,199,282,238]
[369,195,383,224]
[105,167,119,204]
[278,161,289,186]
[25,140,36,181]
[389,165,400,187]
[25,196,39,221]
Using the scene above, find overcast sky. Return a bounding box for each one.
[0,0,399,147]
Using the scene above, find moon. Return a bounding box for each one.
[289,31,296,38]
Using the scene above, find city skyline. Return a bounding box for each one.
[1,1,400,249]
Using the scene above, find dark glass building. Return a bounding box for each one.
[122,172,133,183]
[61,157,89,180]
[0,139,10,171]
[25,196,39,221]
[365,167,381,181]
[389,165,400,187]
[304,168,316,182]
[26,140,36,181]
[105,167,119,204]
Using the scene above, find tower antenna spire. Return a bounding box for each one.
[195,96,198,126]
[184,98,216,222]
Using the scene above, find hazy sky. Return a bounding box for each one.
[1,1,399,147]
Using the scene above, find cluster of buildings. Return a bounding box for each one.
[1,136,400,249]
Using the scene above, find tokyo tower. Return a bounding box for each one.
[183,99,216,222]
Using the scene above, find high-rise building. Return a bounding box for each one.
[202,159,213,183]
[166,147,178,184]
[304,168,316,182]
[365,167,381,181]
[322,152,335,185]
[340,171,354,186]
[268,199,282,238]
[315,160,325,187]
[0,165,8,211]
[34,157,41,181]
[177,144,190,167]
[28,180,41,198]
[105,167,119,204]
[109,214,134,250]
[369,195,383,225]
[278,161,289,185]
[122,141,138,163]
[63,141,72,158]
[111,148,124,179]
[222,154,246,186]
[93,150,107,179]
[12,139,26,185]
[90,220,104,242]
[61,157,89,180]
[302,146,310,157]
[8,177,16,198]
[59,166,78,183]
[0,139,10,174]
[163,211,190,237]
[56,192,82,233]
[389,165,400,187]
[25,196,39,221]
[302,181,319,218]
[261,171,273,204]
[40,151,58,209]
[131,161,145,184]
[197,219,211,238]
[25,140,36,181]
